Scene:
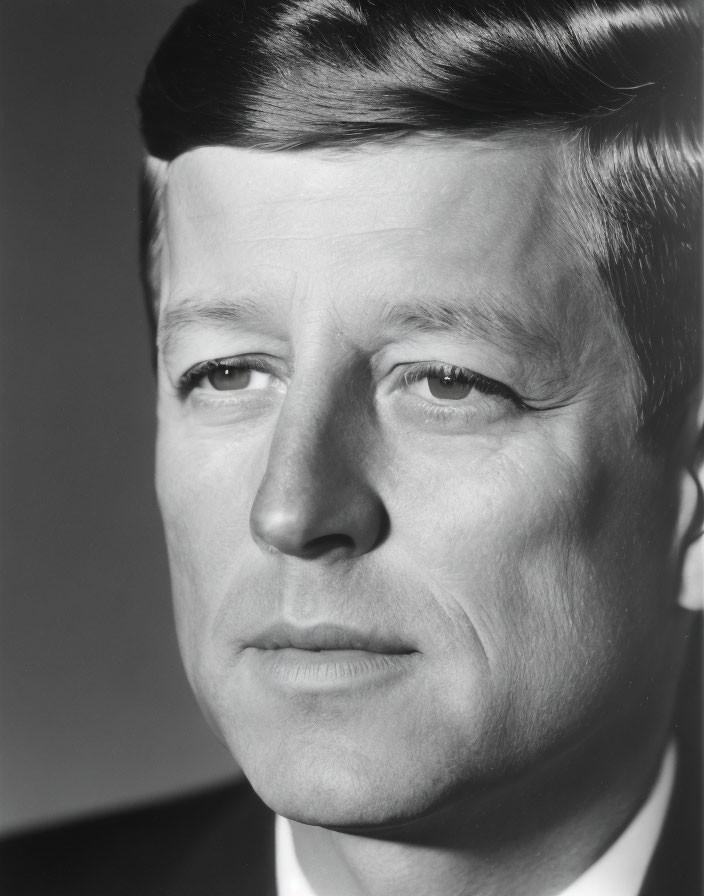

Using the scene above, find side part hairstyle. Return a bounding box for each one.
[138,0,702,450]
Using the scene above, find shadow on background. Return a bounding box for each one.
[0,0,237,834]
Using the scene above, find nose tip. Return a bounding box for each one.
[249,370,389,560]
[249,457,388,560]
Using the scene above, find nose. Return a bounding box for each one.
[249,383,388,559]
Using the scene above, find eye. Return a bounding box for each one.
[404,364,521,405]
[178,357,283,397]
[206,365,268,391]
[411,366,474,401]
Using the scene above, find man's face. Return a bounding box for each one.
[155,140,681,829]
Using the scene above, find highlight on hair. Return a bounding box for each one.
[138,0,701,448]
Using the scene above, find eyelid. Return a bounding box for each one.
[177,355,281,397]
[402,362,528,407]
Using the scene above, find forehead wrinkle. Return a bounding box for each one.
[178,228,425,248]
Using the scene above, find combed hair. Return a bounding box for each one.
[138,0,701,449]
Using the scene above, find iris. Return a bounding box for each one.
[427,371,473,400]
[208,366,251,390]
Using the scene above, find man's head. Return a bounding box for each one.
[138,0,702,833]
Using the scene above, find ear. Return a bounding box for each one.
[676,409,704,611]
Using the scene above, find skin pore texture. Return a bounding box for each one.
[154,139,697,896]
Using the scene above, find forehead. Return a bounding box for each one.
[157,139,632,400]
[162,138,567,288]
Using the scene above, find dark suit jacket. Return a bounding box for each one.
[3,630,700,896]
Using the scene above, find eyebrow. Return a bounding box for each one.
[157,296,272,358]
[380,294,563,364]
[158,290,565,371]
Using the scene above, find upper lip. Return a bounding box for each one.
[248,622,414,654]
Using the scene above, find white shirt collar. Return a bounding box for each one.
[275,743,675,896]
[275,812,318,896]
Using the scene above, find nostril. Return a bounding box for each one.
[300,533,356,558]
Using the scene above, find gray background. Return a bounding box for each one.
[0,0,237,834]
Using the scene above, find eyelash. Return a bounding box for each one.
[403,363,527,408]
[177,356,273,397]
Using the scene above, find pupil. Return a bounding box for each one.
[428,373,472,400]
[208,367,251,391]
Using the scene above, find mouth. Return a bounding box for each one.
[248,622,414,654]
[243,623,419,689]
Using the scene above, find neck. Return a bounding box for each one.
[290,733,669,896]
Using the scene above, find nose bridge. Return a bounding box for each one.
[269,377,348,502]
[249,368,387,558]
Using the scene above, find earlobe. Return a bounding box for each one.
[677,466,704,612]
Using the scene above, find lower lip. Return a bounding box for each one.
[247,647,419,690]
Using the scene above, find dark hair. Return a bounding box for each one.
[138,0,701,450]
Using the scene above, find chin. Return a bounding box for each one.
[250,761,441,829]
[226,723,472,830]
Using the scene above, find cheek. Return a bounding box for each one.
[385,426,649,725]
[155,425,263,672]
